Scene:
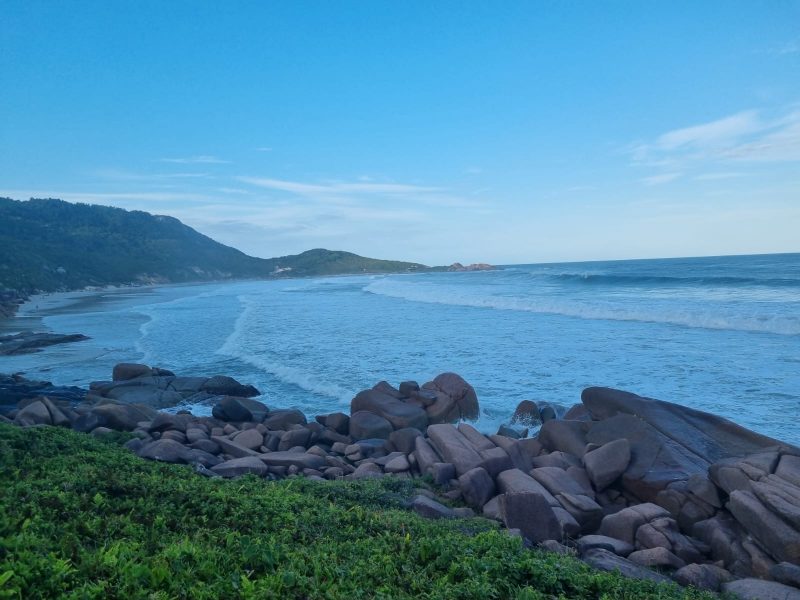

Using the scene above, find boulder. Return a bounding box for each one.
[211,457,269,478]
[233,428,264,450]
[496,469,558,506]
[627,547,685,570]
[351,389,428,431]
[457,423,495,451]
[672,563,732,592]
[412,495,456,519]
[538,419,588,458]
[581,548,671,583]
[324,412,350,435]
[555,493,603,532]
[14,400,51,425]
[427,424,483,476]
[772,562,800,588]
[458,467,496,508]
[89,403,158,431]
[372,381,404,399]
[583,438,631,492]
[213,396,270,422]
[721,579,800,600]
[112,363,152,381]
[777,454,800,487]
[531,467,591,498]
[349,410,393,440]
[389,427,423,453]
[278,428,311,451]
[728,489,800,564]
[201,375,260,397]
[351,463,384,480]
[421,373,480,424]
[384,454,410,473]
[500,492,562,543]
[598,503,671,546]
[576,535,634,557]
[398,381,419,396]
[258,451,326,470]
[263,409,307,430]
[511,400,541,427]
[137,439,191,463]
[211,435,261,458]
[752,475,800,529]
[413,437,441,475]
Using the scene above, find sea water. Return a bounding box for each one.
[3,253,799,444]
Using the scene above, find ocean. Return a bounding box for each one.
[3,253,799,445]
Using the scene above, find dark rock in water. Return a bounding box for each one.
[349,410,393,440]
[112,363,153,381]
[539,405,558,423]
[581,548,672,584]
[422,373,480,424]
[398,381,419,397]
[201,375,260,398]
[496,424,525,439]
[0,331,89,356]
[212,396,270,422]
[0,374,87,413]
[511,400,541,427]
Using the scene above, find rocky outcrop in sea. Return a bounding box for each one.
[2,365,799,598]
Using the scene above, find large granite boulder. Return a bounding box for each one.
[351,389,428,431]
[421,373,480,424]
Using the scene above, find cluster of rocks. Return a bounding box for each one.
[2,365,799,599]
[0,289,26,319]
[0,331,89,356]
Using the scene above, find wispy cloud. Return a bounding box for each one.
[255,147,273,152]
[632,106,800,173]
[640,172,682,186]
[693,172,746,181]
[160,155,230,164]
[237,176,441,196]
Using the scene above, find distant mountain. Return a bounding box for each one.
[0,198,427,294]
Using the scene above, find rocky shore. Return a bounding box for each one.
[2,365,799,599]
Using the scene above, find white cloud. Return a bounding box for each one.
[160,155,230,164]
[654,111,762,151]
[237,176,441,195]
[693,172,746,181]
[640,172,682,186]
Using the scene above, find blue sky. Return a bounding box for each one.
[1,1,799,264]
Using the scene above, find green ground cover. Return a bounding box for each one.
[0,424,716,599]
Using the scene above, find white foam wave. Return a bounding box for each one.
[363,280,800,336]
[216,295,353,402]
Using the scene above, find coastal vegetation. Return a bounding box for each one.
[0,197,426,295]
[0,423,714,599]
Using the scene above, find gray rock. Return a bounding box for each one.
[427,424,483,476]
[412,495,456,519]
[234,428,265,450]
[458,467,496,508]
[776,454,800,487]
[598,503,671,546]
[728,489,800,564]
[413,436,442,476]
[457,422,496,451]
[351,389,429,431]
[88,403,158,431]
[511,400,541,427]
[531,451,580,470]
[384,454,410,473]
[583,438,631,492]
[722,579,800,600]
[500,492,563,543]
[263,409,307,430]
[482,496,502,520]
[531,467,591,498]
[112,363,152,381]
[628,547,686,570]
[351,462,384,480]
[672,563,732,592]
[201,375,259,398]
[211,457,268,478]
[398,381,419,397]
[538,419,589,458]
[323,412,350,435]
[771,562,800,588]
[576,535,634,557]
[258,451,326,470]
[496,468,558,506]
[137,439,190,463]
[432,462,456,486]
[349,410,393,440]
[422,372,480,424]
[581,548,672,584]
[211,435,260,458]
[539,539,572,555]
[555,493,604,532]
[388,427,423,453]
[278,428,310,451]
[14,400,51,426]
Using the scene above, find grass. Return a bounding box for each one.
[0,424,717,599]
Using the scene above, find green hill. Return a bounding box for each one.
[0,198,426,294]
